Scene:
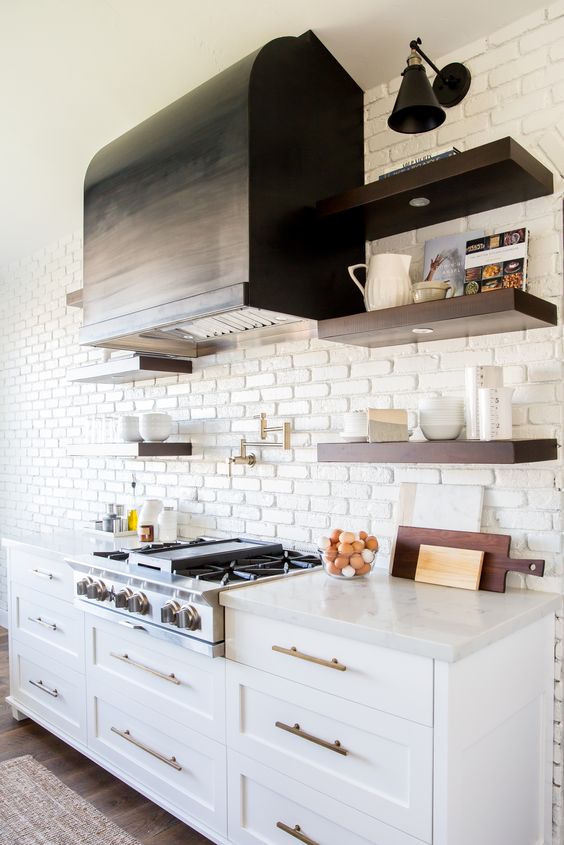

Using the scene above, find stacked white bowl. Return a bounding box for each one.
[419,397,464,441]
[139,413,173,442]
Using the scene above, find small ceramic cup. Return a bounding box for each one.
[117,415,141,442]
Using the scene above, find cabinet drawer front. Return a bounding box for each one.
[9,547,74,603]
[10,642,86,742]
[86,617,225,742]
[227,663,432,841]
[11,586,84,669]
[88,692,227,836]
[228,751,423,845]
[225,611,433,726]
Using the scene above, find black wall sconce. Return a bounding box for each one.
[388,37,471,134]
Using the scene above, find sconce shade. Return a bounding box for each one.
[388,64,446,134]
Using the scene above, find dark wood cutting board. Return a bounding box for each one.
[391,526,544,593]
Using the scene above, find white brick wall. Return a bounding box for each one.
[1,3,563,838]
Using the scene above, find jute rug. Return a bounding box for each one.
[0,755,143,844]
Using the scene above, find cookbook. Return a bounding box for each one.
[464,228,529,295]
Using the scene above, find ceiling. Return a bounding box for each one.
[0,0,548,267]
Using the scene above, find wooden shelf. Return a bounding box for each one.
[317,288,556,349]
[69,443,193,457]
[317,439,557,465]
[67,354,193,384]
[66,288,83,308]
[317,137,554,240]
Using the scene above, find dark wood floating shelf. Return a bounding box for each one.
[317,137,554,240]
[67,354,193,384]
[317,288,557,349]
[317,439,557,465]
[69,443,193,457]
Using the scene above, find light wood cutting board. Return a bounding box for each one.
[415,544,485,590]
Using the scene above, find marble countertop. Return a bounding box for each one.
[2,528,150,557]
[220,569,562,662]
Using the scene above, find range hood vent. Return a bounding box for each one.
[81,31,364,357]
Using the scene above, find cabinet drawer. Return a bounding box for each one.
[11,586,84,670]
[88,691,227,836]
[225,611,433,726]
[227,662,432,842]
[228,751,424,845]
[10,641,86,743]
[9,547,74,603]
[86,616,225,742]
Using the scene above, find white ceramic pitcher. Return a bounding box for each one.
[348,253,412,311]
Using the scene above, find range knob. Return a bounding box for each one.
[175,605,200,631]
[127,591,149,615]
[76,576,93,596]
[161,600,181,624]
[113,587,133,609]
[86,579,108,601]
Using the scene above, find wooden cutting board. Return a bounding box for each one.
[391,526,544,593]
[415,544,485,590]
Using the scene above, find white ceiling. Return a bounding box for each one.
[0,0,548,266]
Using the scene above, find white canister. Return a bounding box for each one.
[465,366,503,440]
[478,387,513,441]
[137,499,164,540]
[117,415,141,442]
[158,507,178,543]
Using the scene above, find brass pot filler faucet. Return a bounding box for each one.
[228,412,291,476]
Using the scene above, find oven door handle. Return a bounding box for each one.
[118,620,147,632]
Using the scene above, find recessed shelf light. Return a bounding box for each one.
[409,196,431,207]
[412,327,434,334]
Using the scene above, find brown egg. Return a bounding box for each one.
[335,556,349,569]
[339,531,356,545]
[337,542,354,556]
[352,540,365,553]
[358,530,368,540]
[356,563,372,576]
[324,548,337,562]
[350,554,364,570]
[330,528,343,544]
[365,536,379,551]
[326,560,342,576]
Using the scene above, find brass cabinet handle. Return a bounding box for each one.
[110,727,182,771]
[272,645,346,672]
[31,568,54,580]
[110,652,181,685]
[275,721,348,756]
[29,679,58,698]
[28,616,57,631]
[277,822,319,845]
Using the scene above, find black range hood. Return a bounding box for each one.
[80,31,364,357]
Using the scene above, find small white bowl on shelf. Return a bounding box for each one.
[139,413,173,442]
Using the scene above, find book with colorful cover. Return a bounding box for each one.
[464,229,529,295]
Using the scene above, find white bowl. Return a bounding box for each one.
[419,412,464,424]
[139,413,173,442]
[420,422,463,440]
[117,415,142,442]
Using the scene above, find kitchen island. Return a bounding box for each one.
[221,570,561,845]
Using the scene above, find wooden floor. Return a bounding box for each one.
[0,627,213,844]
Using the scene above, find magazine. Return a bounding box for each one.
[464,229,528,295]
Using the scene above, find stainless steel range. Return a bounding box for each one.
[66,538,319,657]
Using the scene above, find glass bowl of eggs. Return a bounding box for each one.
[318,529,378,579]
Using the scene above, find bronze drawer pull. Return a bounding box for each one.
[28,616,57,632]
[272,645,346,672]
[110,652,181,685]
[110,727,182,771]
[276,822,319,845]
[29,679,58,698]
[275,721,348,756]
[31,568,54,580]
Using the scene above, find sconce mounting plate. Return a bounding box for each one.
[432,62,471,108]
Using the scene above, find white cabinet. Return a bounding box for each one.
[226,662,432,841]
[10,585,84,670]
[225,608,555,845]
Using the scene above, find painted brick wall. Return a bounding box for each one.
[1,3,564,838]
